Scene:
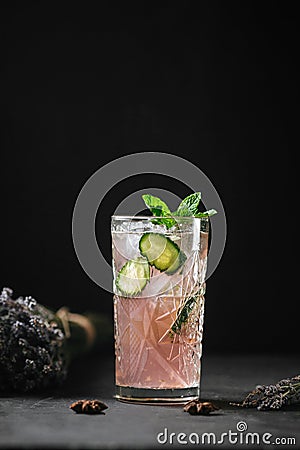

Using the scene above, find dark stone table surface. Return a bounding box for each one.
[0,354,299,449]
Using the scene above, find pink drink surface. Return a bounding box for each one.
[114,287,205,389]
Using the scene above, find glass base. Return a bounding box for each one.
[115,385,199,404]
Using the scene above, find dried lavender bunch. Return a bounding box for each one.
[233,375,300,411]
[0,287,111,392]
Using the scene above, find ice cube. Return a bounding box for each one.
[112,231,142,261]
[142,270,175,297]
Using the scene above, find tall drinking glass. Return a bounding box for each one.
[111,216,209,403]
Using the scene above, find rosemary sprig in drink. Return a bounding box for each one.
[171,296,197,335]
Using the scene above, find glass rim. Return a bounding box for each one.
[111,215,209,221]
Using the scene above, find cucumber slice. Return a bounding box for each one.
[165,249,187,275]
[139,233,186,274]
[116,257,150,296]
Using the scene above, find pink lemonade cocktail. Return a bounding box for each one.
[112,216,209,403]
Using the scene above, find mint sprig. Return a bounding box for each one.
[142,192,217,228]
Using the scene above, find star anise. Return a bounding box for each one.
[70,399,108,414]
[183,399,219,415]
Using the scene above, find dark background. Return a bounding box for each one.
[0,4,298,353]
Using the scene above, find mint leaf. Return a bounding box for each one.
[142,194,171,216]
[151,217,176,228]
[175,192,202,216]
[195,209,217,217]
[142,194,176,229]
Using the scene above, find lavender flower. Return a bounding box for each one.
[0,287,111,392]
[232,375,300,411]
